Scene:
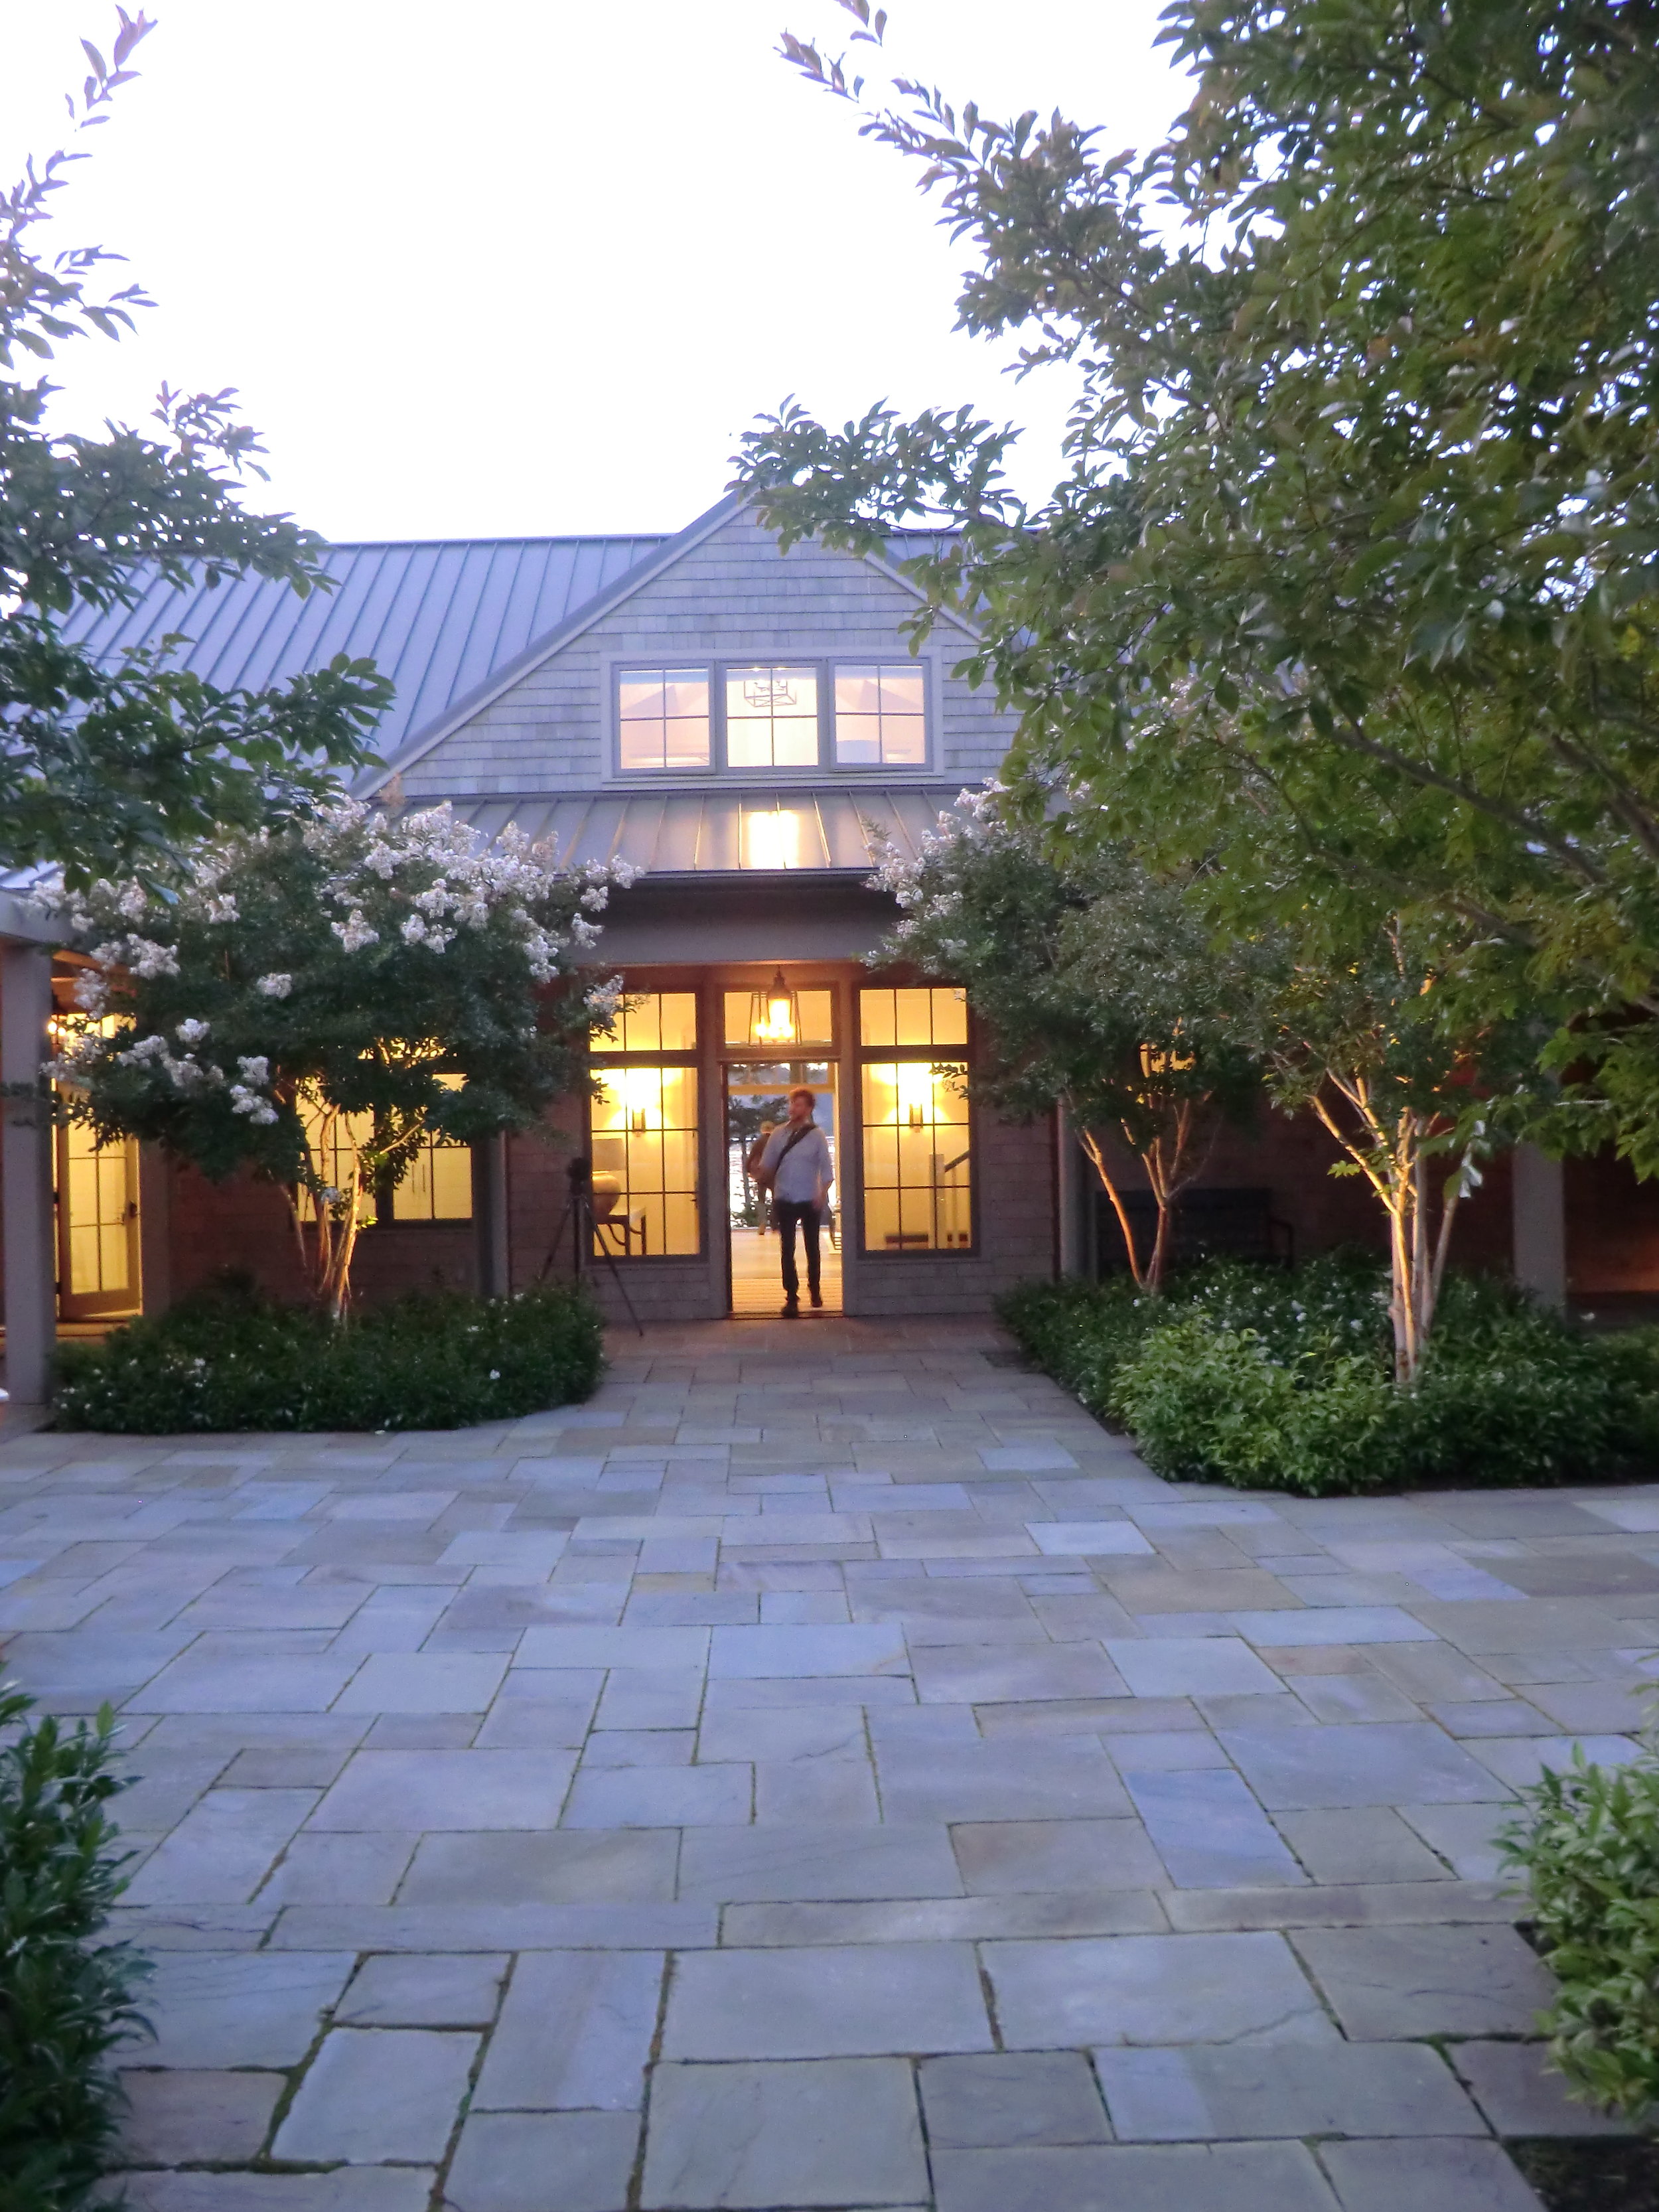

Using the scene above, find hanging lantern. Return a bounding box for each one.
[749,968,800,1047]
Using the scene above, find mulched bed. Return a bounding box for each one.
[1509,2138,1659,2212]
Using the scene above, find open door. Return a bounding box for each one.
[725,1059,842,1315]
[56,1120,141,1319]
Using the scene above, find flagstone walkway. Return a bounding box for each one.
[3,1314,1656,2211]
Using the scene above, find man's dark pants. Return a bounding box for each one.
[775,1199,822,1303]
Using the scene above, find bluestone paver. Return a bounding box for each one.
[1093,2041,1484,2139]
[642,2058,928,2208]
[9,1313,1633,2212]
[663,1943,993,2057]
[271,2026,476,2162]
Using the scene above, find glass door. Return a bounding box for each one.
[56,1121,141,1319]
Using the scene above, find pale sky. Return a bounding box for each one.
[1,1,1190,542]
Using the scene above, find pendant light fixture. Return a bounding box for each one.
[749,968,800,1047]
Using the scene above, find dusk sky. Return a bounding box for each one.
[1,2,1191,540]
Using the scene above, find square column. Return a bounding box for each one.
[1511,1141,1567,1309]
[2,943,56,1406]
[472,1134,510,1299]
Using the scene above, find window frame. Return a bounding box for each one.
[610,655,934,778]
[854,984,977,1261]
[588,990,706,1264]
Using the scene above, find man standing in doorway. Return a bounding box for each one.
[757,1086,833,1318]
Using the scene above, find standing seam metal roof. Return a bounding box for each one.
[56,534,670,763]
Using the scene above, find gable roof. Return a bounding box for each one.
[54,498,977,798]
[57,529,671,765]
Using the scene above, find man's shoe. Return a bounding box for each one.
[809,1291,824,1309]
[781,1300,800,1319]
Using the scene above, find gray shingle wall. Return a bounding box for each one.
[400,512,1017,798]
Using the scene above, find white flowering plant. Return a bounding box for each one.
[46,800,634,1317]
[872,789,1266,1294]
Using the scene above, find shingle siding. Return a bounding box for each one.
[400,512,1017,797]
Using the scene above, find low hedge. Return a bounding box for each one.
[998,1254,1659,1494]
[1500,1741,1659,2124]
[0,1685,149,2212]
[53,1276,606,1433]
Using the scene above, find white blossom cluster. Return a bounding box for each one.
[45,1017,279,1124]
[300,800,635,982]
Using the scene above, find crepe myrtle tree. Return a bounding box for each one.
[872,787,1264,1292]
[1262,912,1546,1384]
[1,11,388,887]
[738,0,1659,1173]
[45,801,633,1318]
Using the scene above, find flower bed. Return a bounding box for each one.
[53,1276,605,1433]
[999,1255,1659,1495]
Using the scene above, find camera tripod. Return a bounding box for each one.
[538,1155,644,1335]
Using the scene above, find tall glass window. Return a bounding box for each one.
[834,664,927,765]
[590,992,701,1257]
[618,668,711,771]
[858,986,972,1253]
[860,1060,972,1252]
[393,1134,473,1220]
[725,665,820,769]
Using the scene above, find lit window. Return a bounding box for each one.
[834,663,926,765]
[860,1061,972,1251]
[858,986,969,1049]
[301,1102,378,1224]
[723,987,833,1047]
[726,665,819,769]
[741,808,803,869]
[394,1134,473,1221]
[618,668,711,771]
[590,1063,700,1257]
[593,992,698,1053]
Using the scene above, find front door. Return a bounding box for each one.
[725,1060,841,1315]
[56,1120,141,1319]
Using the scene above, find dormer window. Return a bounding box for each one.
[614,659,930,773]
[833,664,926,765]
[617,668,711,771]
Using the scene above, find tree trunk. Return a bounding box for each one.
[1078,1125,1148,1290]
[1305,1082,1472,1386]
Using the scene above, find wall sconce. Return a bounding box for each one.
[749,968,800,1046]
[908,1103,926,1130]
[629,1109,647,1134]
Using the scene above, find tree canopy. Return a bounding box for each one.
[49,801,628,1314]
[738,0,1659,1163]
[2,12,388,886]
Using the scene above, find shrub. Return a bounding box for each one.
[999,1255,1659,1495]
[1499,1741,1659,2124]
[0,1686,149,2212]
[53,1276,606,1434]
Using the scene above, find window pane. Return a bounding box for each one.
[859,1061,972,1252]
[594,992,698,1055]
[618,666,710,771]
[394,1137,474,1221]
[860,986,967,1047]
[590,1061,701,1258]
[726,666,818,769]
[833,662,926,765]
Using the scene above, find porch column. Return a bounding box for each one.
[1512,1141,1567,1309]
[2,943,56,1406]
[473,1133,510,1299]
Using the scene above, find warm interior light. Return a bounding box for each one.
[895,1063,938,1126]
[749,968,800,1045]
[744,810,802,870]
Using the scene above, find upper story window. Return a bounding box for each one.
[726,666,820,769]
[615,660,930,774]
[833,664,927,766]
[618,668,711,771]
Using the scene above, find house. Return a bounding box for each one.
[0,494,1630,1401]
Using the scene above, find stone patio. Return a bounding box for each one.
[2,1313,1654,2211]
